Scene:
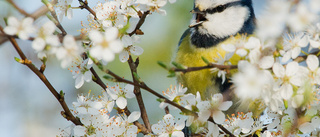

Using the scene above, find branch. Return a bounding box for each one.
[83,53,151,134]
[90,67,107,89]
[174,63,237,74]
[6,0,31,16]
[128,56,152,132]
[208,117,235,137]
[78,0,97,20]
[129,10,150,36]
[42,0,67,36]
[0,25,82,126]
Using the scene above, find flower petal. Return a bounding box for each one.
[259,56,274,69]
[222,44,235,52]
[163,114,174,127]
[119,50,130,63]
[307,55,319,71]
[280,83,293,100]
[128,111,141,123]
[130,46,144,56]
[172,131,184,137]
[75,75,84,89]
[212,111,225,124]
[273,62,285,78]
[116,96,127,109]
[89,30,103,43]
[286,61,299,76]
[219,101,232,111]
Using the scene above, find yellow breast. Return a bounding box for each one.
[174,33,241,99]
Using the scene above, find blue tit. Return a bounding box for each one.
[174,0,256,100]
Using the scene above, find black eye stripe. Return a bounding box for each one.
[205,1,243,14]
[206,5,227,14]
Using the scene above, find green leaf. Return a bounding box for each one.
[41,57,47,65]
[103,75,115,81]
[284,100,288,109]
[59,90,64,98]
[172,61,185,69]
[119,17,131,35]
[201,56,210,64]
[167,72,176,77]
[14,57,22,63]
[156,98,165,103]
[3,17,8,25]
[157,61,167,69]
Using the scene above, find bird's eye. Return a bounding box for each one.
[216,5,226,13]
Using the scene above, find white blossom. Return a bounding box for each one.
[211,53,230,84]
[32,21,60,59]
[159,84,187,110]
[4,16,35,40]
[118,112,140,137]
[272,62,304,100]
[306,55,320,85]
[197,93,232,124]
[287,3,318,32]
[206,122,220,137]
[299,116,320,134]
[73,95,103,115]
[100,92,115,113]
[224,112,255,136]
[119,36,144,63]
[70,58,93,89]
[106,84,135,109]
[151,114,185,137]
[256,0,290,40]
[233,61,274,100]
[135,0,168,15]
[73,113,113,136]
[56,35,82,68]
[281,32,309,63]
[89,28,123,63]
[56,0,73,21]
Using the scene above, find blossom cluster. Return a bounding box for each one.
[158,0,320,136]
[212,29,320,136]
[3,0,177,88]
[256,0,320,41]
[4,0,320,136]
[58,84,142,137]
[59,84,188,137]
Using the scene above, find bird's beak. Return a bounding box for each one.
[189,8,207,28]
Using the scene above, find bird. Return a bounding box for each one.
[173,0,256,101]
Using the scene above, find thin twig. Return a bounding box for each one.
[208,117,235,137]
[0,25,82,126]
[90,67,107,89]
[164,106,169,114]
[174,63,237,74]
[84,53,151,134]
[30,5,50,19]
[129,10,150,36]
[43,0,67,36]
[6,0,31,16]
[128,56,152,132]
[78,0,97,20]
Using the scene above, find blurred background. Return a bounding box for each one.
[0,0,265,136]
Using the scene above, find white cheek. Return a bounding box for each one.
[201,6,250,38]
